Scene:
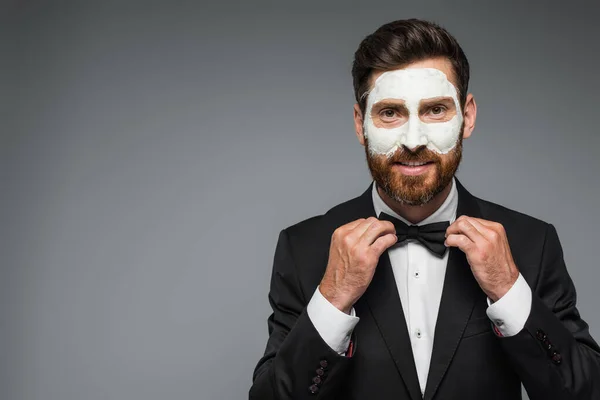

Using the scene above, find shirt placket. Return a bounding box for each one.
[407,239,428,393]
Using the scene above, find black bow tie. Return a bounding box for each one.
[378,212,450,257]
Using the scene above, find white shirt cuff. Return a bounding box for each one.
[485,273,532,337]
[306,286,360,354]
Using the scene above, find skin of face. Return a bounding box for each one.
[364,67,463,157]
[353,57,478,218]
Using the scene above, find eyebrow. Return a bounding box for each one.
[371,101,408,111]
[419,97,455,106]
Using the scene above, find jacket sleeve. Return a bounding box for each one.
[496,223,600,399]
[249,229,354,399]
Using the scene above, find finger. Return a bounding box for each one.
[446,217,487,246]
[466,218,499,242]
[469,217,500,228]
[358,219,396,246]
[369,233,398,257]
[469,218,506,243]
[350,217,385,239]
[348,217,379,238]
[342,218,367,232]
[332,219,364,243]
[341,217,377,245]
[445,233,475,253]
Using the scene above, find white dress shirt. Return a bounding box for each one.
[307,177,532,395]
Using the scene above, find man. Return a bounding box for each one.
[249,18,600,399]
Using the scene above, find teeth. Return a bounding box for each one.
[400,162,428,166]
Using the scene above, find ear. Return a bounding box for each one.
[462,93,477,139]
[353,103,366,146]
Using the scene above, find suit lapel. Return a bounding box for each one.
[422,177,484,400]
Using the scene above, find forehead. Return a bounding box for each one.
[368,57,459,95]
[372,69,457,102]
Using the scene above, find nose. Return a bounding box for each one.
[401,144,428,155]
[400,116,428,150]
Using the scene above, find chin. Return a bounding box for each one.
[384,169,445,205]
[393,188,437,206]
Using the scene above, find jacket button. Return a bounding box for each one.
[319,359,328,368]
[312,376,322,384]
[309,384,319,394]
[551,352,562,364]
[316,368,324,376]
[543,338,553,351]
[536,329,547,341]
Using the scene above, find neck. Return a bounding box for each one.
[377,180,453,225]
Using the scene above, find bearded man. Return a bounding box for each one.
[249,18,600,400]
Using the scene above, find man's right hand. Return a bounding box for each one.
[319,217,397,314]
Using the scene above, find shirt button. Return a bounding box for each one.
[414,271,420,278]
[495,320,504,327]
[415,329,422,339]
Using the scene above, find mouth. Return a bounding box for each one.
[393,161,435,175]
[395,160,434,166]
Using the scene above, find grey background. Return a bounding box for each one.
[3,1,599,399]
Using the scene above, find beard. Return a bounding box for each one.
[364,123,464,206]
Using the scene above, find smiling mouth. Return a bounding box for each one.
[395,161,435,166]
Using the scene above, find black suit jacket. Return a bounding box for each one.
[249,178,600,399]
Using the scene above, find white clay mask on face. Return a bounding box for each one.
[363,67,463,157]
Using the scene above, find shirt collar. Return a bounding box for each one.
[371,176,458,225]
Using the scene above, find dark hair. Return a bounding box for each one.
[352,18,470,115]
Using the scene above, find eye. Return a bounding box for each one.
[379,109,397,119]
[430,106,445,115]
[426,105,448,118]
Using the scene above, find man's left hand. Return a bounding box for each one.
[445,215,519,302]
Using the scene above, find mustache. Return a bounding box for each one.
[389,147,439,164]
